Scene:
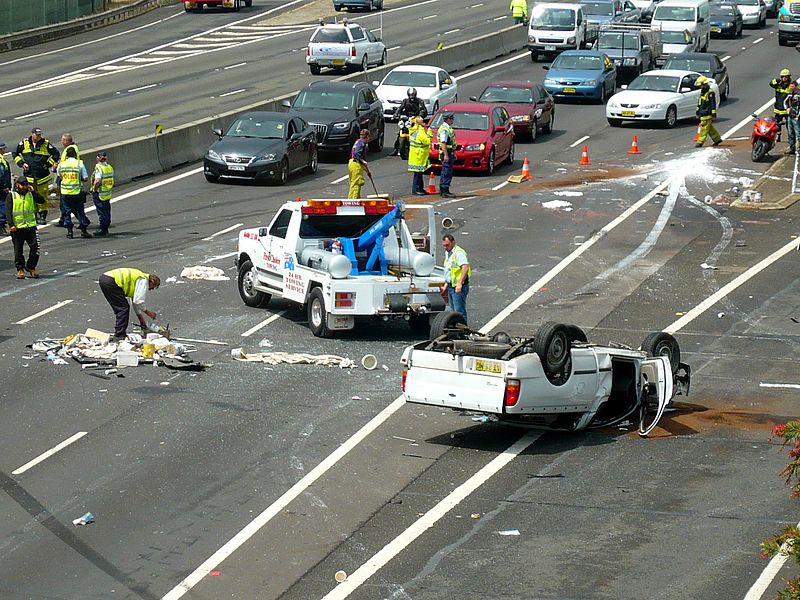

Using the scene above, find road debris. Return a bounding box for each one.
[542,200,573,211]
[740,190,763,203]
[361,354,377,370]
[233,350,356,368]
[258,338,274,348]
[180,266,230,281]
[72,512,95,526]
[335,570,347,583]
[700,263,718,270]
[497,530,520,536]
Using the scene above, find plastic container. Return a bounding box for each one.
[116,350,139,367]
[141,343,155,359]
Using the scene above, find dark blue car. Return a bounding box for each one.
[709,3,743,37]
[543,50,618,103]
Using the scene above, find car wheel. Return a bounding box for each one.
[334,4,342,10]
[505,141,514,165]
[238,260,271,308]
[565,324,588,343]
[204,172,219,183]
[307,288,333,338]
[542,110,554,134]
[641,331,681,374]
[607,117,622,127]
[737,24,743,37]
[530,119,538,142]
[430,310,467,339]
[721,79,730,101]
[534,321,571,385]
[309,64,321,75]
[598,84,606,105]
[368,0,374,10]
[270,158,288,185]
[361,54,369,72]
[664,105,677,129]
[368,125,384,151]
[486,147,495,175]
[304,147,318,174]
[379,49,387,65]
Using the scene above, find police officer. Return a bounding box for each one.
[441,233,471,322]
[407,116,432,196]
[92,151,114,236]
[0,142,11,236]
[510,0,528,24]
[438,113,456,198]
[770,68,793,141]
[391,88,428,156]
[5,176,43,280]
[99,268,160,341]
[13,128,59,224]
[348,129,371,199]
[695,75,722,147]
[785,80,800,155]
[56,133,81,227]
[57,146,92,239]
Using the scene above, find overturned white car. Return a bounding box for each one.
[401,313,690,437]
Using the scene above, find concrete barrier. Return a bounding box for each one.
[93,24,527,183]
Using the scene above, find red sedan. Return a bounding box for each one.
[428,102,515,175]
[470,81,555,142]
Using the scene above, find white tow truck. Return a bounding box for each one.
[235,198,448,337]
[401,315,690,436]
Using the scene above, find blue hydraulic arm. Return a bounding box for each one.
[337,202,403,276]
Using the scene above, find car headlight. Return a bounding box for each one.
[528,35,536,43]
[567,36,576,44]
[641,103,661,109]
[534,108,543,118]
[543,78,556,85]
[510,115,530,122]
[723,21,733,26]
[608,101,619,108]
[584,80,598,86]
[257,154,276,162]
[207,149,221,160]
[333,122,351,130]
[464,143,485,151]
[623,58,637,66]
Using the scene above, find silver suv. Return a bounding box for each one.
[306,20,387,75]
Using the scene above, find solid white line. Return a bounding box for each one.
[321,431,543,599]
[219,88,246,97]
[455,51,527,80]
[331,174,349,184]
[14,300,74,325]
[128,83,158,92]
[202,251,238,264]
[760,382,800,389]
[202,222,243,241]
[492,180,509,191]
[118,114,152,124]
[753,37,763,44]
[387,45,403,51]
[12,432,88,475]
[570,135,590,148]
[437,195,476,205]
[721,98,774,140]
[240,312,286,337]
[493,15,508,20]
[224,62,247,70]
[14,109,49,119]
[721,55,731,62]
[422,14,438,19]
[744,542,794,600]
[471,2,484,6]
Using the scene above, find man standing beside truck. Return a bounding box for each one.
[442,233,471,322]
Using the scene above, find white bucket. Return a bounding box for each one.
[361,354,378,370]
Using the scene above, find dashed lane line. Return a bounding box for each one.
[14,300,74,325]
[202,223,244,241]
[12,432,88,475]
[240,312,287,337]
[570,135,590,148]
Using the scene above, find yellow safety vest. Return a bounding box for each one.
[444,244,472,285]
[510,0,527,18]
[439,122,456,150]
[408,125,432,173]
[17,138,56,183]
[106,268,149,298]
[60,144,80,162]
[59,157,83,195]
[94,163,114,201]
[11,191,37,229]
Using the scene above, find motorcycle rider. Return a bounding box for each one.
[390,88,428,156]
[770,68,792,142]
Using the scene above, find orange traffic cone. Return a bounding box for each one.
[579,145,591,165]
[627,135,641,155]
[694,122,702,142]
[520,156,532,180]
[427,171,437,194]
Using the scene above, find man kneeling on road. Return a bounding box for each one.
[99,268,160,341]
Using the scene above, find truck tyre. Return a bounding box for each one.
[238,260,271,308]
[308,288,334,338]
[779,35,788,46]
[452,339,511,359]
[534,321,570,383]
[430,310,467,339]
[409,313,430,334]
[310,64,321,75]
[641,332,680,374]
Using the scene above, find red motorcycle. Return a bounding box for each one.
[751,114,779,162]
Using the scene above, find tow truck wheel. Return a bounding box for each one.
[534,321,571,383]
[238,260,271,308]
[430,310,467,339]
[641,332,680,374]
[308,288,334,338]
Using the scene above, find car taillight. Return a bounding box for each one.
[307,47,310,56]
[402,369,407,391]
[504,379,520,408]
[351,45,357,57]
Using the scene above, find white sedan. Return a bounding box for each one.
[606,69,720,128]
[373,65,458,120]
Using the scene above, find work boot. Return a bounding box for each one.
[66,227,74,239]
[390,149,400,156]
[694,142,703,148]
[713,140,722,147]
[57,217,64,227]
[112,334,127,343]
[37,210,47,225]
[80,228,93,239]
[94,229,108,237]
[16,269,25,279]
[440,190,456,198]
[26,268,39,279]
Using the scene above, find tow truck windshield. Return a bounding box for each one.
[300,214,383,239]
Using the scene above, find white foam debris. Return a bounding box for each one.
[542,200,573,210]
[553,190,583,197]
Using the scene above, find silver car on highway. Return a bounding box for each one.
[306,20,387,75]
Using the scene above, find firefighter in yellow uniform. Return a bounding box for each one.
[98,268,161,341]
[695,76,721,147]
[13,128,59,224]
[770,68,793,142]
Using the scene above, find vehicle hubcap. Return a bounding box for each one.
[243,270,256,297]
[311,299,323,327]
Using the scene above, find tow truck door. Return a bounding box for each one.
[259,208,294,292]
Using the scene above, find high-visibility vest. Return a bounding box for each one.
[59,157,83,195]
[444,245,472,285]
[16,137,56,183]
[439,122,456,150]
[696,90,717,118]
[94,163,114,201]
[106,268,149,298]
[60,144,80,162]
[510,0,527,18]
[407,125,432,173]
[11,191,37,229]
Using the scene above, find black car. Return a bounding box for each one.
[662,53,731,101]
[284,81,385,158]
[204,112,318,185]
[709,3,743,37]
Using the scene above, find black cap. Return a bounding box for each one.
[16,175,28,184]
[97,151,107,158]
[31,128,42,134]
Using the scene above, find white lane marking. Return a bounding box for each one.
[218,88,246,97]
[202,251,238,264]
[224,62,247,70]
[240,312,286,337]
[14,109,49,119]
[422,14,438,19]
[491,180,509,191]
[202,223,244,241]
[493,15,508,20]
[721,98,774,140]
[721,55,731,62]
[455,51,527,81]
[128,83,158,92]
[437,195,476,205]
[443,28,460,34]
[744,540,796,600]
[570,135,590,148]
[14,300,74,325]
[321,431,543,600]
[173,42,239,49]
[331,174,349,184]
[12,432,88,475]
[753,37,763,44]
[387,45,403,51]
[760,382,800,389]
[118,114,152,124]
[471,2,484,6]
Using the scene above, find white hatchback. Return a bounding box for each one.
[373,65,458,120]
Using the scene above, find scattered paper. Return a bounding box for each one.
[497,529,520,536]
[180,266,230,281]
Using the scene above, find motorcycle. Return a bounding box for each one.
[751,114,779,162]
[395,115,412,160]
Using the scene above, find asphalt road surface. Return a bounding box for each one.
[2,7,800,600]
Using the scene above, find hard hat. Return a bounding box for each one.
[695,75,709,86]
[407,87,417,98]
[781,68,791,77]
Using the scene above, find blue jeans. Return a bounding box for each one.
[788,117,800,152]
[412,172,425,193]
[93,192,111,230]
[447,281,469,322]
[63,194,90,229]
[440,152,454,192]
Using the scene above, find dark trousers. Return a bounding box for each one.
[412,172,425,193]
[63,193,90,229]
[93,192,111,231]
[99,274,130,337]
[12,227,39,270]
[60,196,69,223]
[0,195,5,226]
[440,152,454,192]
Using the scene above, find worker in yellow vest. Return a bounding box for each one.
[56,133,81,227]
[441,233,471,322]
[12,127,59,225]
[57,146,92,239]
[92,151,114,236]
[5,176,44,280]
[98,268,161,341]
[510,0,528,24]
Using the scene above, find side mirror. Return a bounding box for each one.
[212,128,223,137]
[680,86,692,93]
[495,125,507,133]
[441,83,451,90]
[358,102,372,112]
[621,84,628,89]
[371,80,380,86]
[698,16,705,21]
[469,95,478,101]
[258,228,269,237]
[281,99,292,109]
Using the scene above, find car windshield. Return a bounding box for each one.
[226,118,286,139]
[311,27,349,43]
[293,90,353,110]
[430,111,489,130]
[382,71,437,88]
[530,6,576,29]
[628,74,681,92]
[550,54,604,69]
[664,58,712,74]
[653,5,695,19]
[479,86,533,103]
[598,31,641,49]
[582,2,615,16]
[711,6,737,15]
[661,30,691,43]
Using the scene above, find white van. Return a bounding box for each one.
[651,0,710,52]
[527,3,600,61]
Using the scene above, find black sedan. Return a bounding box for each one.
[662,53,731,101]
[204,112,318,185]
[709,3,743,38]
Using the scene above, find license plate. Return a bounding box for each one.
[710,27,721,32]
[563,87,576,93]
[475,359,502,373]
[332,59,346,65]
[228,165,246,171]
[621,110,636,117]
[544,45,556,51]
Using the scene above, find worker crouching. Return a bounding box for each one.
[99,268,160,341]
